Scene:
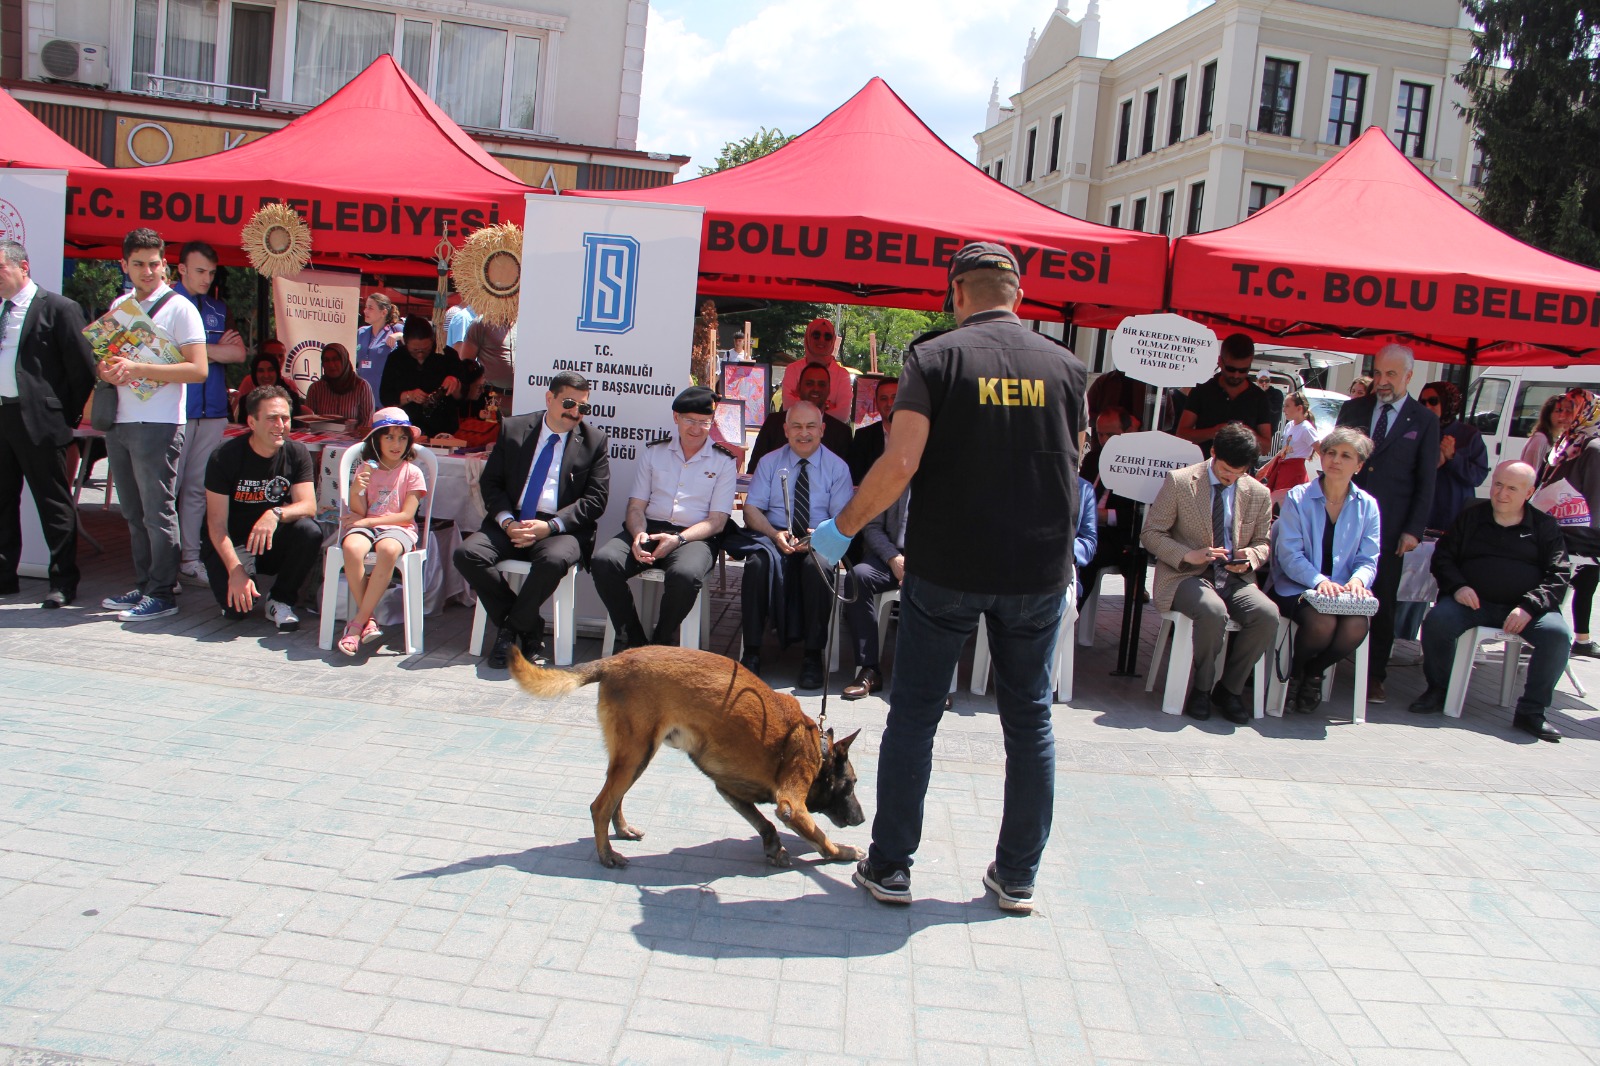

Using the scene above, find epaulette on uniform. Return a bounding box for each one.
[712,441,740,460]
[645,435,673,447]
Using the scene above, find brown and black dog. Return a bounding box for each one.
[509,645,865,868]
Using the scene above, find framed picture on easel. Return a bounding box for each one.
[853,374,887,427]
[720,361,770,429]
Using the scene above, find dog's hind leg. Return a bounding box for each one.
[716,786,789,867]
[590,747,654,868]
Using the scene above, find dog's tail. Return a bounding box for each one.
[507,647,604,698]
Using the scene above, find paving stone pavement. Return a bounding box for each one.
[3,509,1600,1064]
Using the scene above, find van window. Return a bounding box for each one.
[1512,382,1577,439]
[1466,376,1512,435]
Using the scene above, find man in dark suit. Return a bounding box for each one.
[847,376,897,484]
[748,362,851,471]
[453,370,609,668]
[1336,343,1439,703]
[0,239,96,607]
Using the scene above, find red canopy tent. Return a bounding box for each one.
[1169,126,1600,366]
[571,77,1168,323]
[60,56,535,274]
[1,88,103,169]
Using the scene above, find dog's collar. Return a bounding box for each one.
[818,731,831,762]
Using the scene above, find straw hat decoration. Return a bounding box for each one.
[450,222,522,326]
[240,203,312,278]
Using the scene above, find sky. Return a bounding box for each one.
[636,0,1212,175]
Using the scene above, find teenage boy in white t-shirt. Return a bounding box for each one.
[97,228,208,622]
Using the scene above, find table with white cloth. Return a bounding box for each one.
[316,444,489,614]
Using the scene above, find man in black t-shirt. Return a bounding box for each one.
[1176,333,1272,457]
[810,242,1087,914]
[202,386,321,630]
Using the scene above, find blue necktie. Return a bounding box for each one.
[519,431,560,520]
[1373,403,1393,445]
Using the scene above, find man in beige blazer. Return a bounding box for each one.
[1142,422,1277,723]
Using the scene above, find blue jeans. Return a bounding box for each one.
[1422,597,1572,714]
[868,575,1064,885]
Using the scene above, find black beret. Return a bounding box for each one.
[672,385,717,415]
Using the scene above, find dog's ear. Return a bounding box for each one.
[833,729,861,758]
[825,726,835,740]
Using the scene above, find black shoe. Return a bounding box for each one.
[42,587,75,609]
[983,862,1035,914]
[1211,683,1251,724]
[1368,679,1387,704]
[1184,688,1212,720]
[518,631,548,667]
[841,667,882,700]
[1297,673,1324,715]
[1408,687,1446,715]
[1513,712,1562,742]
[796,653,825,691]
[853,858,911,904]
[1572,640,1600,659]
[652,627,681,647]
[0,576,18,595]
[739,649,761,674]
[487,626,516,669]
[943,694,955,710]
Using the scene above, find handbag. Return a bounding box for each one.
[1300,589,1380,616]
[87,291,178,433]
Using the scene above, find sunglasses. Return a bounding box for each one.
[809,330,835,340]
[559,398,592,414]
[1220,365,1251,376]
[1421,396,1441,406]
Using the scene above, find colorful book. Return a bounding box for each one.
[82,295,184,402]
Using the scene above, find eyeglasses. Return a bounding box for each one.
[1421,396,1441,407]
[809,330,834,340]
[559,399,592,415]
[680,417,713,430]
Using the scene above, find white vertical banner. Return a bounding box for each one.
[0,170,68,579]
[270,269,361,395]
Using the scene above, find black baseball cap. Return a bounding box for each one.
[944,241,1020,310]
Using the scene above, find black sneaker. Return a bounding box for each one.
[853,858,911,905]
[1572,640,1600,659]
[983,862,1035,913]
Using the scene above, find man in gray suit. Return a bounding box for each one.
[1335,343,1440,703]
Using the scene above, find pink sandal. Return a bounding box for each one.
[359,617,383,645]
[337,621,361,657]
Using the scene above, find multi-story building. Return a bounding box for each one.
[976,0,1478,376]
[1,0,685,192]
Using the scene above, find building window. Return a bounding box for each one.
[133,0,221,98]
[1048,113,1063,173]
[290,2,545,132]
[1140,88,1159,155]
[1115,100,1133,163]
[1186,181,1205,234]
[1157,190,1176,235]
[1107,203,1122,228]
[1468,144,1487,187]
[1024,126,1038,183]
[1395,81,1432,158]
[1257,58,1299,137]
[1326,70,1367,146]
[1197,61,1218,135]
[1168,74,1187,145]
[1131,196,1148,231]
[994,158,1004,184]
[1247,182,1284,216]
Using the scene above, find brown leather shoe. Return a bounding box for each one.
[842,667,882,700]
[1367,679,1387,704]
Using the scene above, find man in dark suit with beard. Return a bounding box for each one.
[0,239,96,607]
[454,370,610,668]
[1336,343,1439,703]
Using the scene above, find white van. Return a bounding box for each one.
[1463,365,1596,486]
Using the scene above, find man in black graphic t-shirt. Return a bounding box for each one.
[202,386,321,630]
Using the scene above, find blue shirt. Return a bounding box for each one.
[1075,476,1097,569]
[175,281,230,419]
[1270,476,1383,597]
[1206,464,1236,554]
[355,324,399,400]
[746,444,852,532]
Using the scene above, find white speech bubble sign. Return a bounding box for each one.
[1110,313,1220,389]
[1099,431,1205,505]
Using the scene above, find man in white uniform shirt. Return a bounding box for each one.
[590,386,738,650]
[97,228,208,622]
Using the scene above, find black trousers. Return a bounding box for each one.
[0,405,78,591]
[453,520,581,639]
[199,516,323,611]
[591,524,714,645]
[742,546,832,653]
[1368,548,1405,682]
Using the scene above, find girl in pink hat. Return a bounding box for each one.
[337,408,429,656]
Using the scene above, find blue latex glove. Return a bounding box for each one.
[809,519,852,568]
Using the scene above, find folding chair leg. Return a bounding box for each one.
[552,570,576,667]
[1352,640,1370,724]
[469,598,489,657]
[1443,630,1480,718]
[1162,619,1194,716]
[1146,619,1173,694]
[1499,635,1524,708]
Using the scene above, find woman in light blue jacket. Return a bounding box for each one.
[1269,426,1382,713]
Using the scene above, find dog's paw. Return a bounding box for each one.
[766,845,791,867]
[827,844,863,864]
[597,850,630,869]
[615,825,644,841]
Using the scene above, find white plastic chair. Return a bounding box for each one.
[1441,626,1587,718]
[1077,568,1108,647]
[867,587,958,695]
[1145,610,1268,718]
[317,445,438,656]
[467,564,578,666]
[601,568,712,656]
[1263,615,1371,722]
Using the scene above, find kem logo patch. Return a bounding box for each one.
[978,378,1045,406]
[576,233,640,334]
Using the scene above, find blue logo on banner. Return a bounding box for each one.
[576,233,640,334]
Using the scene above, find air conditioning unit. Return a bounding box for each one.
[39,39,110,88]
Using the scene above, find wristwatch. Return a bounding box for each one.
[271,506,284,521]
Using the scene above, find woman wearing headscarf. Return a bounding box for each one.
[1422,380,1489,532]
[1541,388,1600,657]
[303,343,375,432]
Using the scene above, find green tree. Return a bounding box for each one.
[1457,0,1600,265]
[62,259,124,320]
[837,306,956,377]
[699,126,796,176]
